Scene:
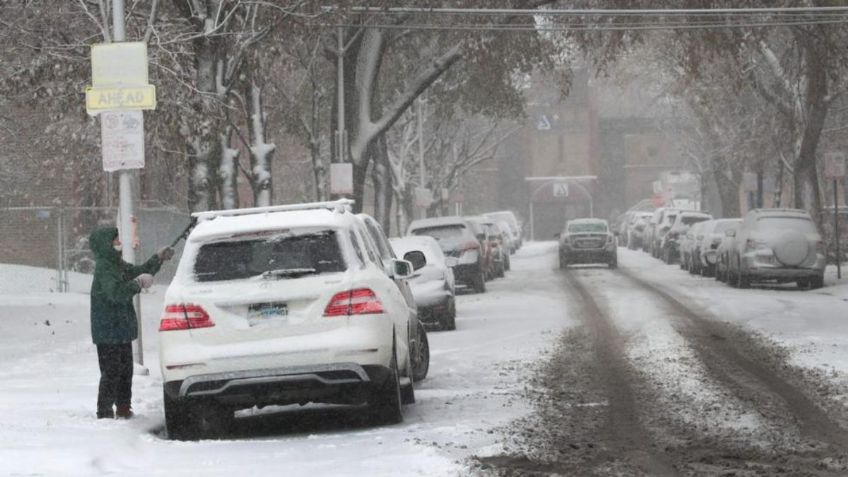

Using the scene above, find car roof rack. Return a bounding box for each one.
[192,199,355,221]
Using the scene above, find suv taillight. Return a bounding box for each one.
[324,289,385,317]
[159,304,214,331]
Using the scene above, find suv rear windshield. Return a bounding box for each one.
[193,230,345,282]
[756,216,817,234]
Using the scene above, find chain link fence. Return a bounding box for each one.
[0,205,190,292]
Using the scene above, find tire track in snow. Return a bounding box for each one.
[560,269,679,475]
[618,265,848,450]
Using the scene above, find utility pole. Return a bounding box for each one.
[112,0,145,369]
[417,96,426,219]
[336,25,346,166]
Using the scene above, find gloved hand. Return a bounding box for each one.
[157,246,175,262]
[134,273,154,289]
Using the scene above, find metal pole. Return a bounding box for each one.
[529,201,535,241]
[836,179,841,279]
[418,97,426,219]
[56,206,64,292]
[337,25,345,166]
[112,0,144,367]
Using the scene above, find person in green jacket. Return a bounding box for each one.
[89,226,174,419]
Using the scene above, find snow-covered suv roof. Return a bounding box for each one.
[189,206,356,243]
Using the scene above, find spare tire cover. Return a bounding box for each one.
[773,230,809,266]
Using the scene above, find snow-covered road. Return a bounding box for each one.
[0,242,576,476]
[7,242,848,476]
[488,246,848,475]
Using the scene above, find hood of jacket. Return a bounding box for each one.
[89,227,120,262]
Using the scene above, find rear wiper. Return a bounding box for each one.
[260,268,318,279]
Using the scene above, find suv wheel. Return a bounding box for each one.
[165,392,232,441]
[441,298,457,331]
[370,347,402,425]
[471,268,486,293]
[411,322,430,382]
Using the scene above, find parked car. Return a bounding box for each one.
[660,211,712,264]
[356,213,430,382]
[694,218,742,277]
[494,220,515,268]
[158,200,421,440]
[680,221,707,272]
[716,221,743,283]
[465,216,496,280]
[484,210,522,252]
[408,216,487,293]
[650,208,683,258]
[724,208,826,289]
[558,218,618,269]
[389,236,457,331]
[481,219,509,277]
[643,207,667,254]
[627,212,654,250]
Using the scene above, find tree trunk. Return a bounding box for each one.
[371,135,393,231]
[246,77,275,207]
[793,40,828,225]
[218,125,240,209]
[714,167,740,218]
[187,15,223,213]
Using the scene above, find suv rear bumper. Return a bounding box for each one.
[163,362,391,408]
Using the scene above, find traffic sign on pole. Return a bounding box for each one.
[100,111,145,171]
[86,85,156,111]
[86,41,156,114]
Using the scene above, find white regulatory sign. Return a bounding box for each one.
[330,163,354,195]
[100,111,145,172]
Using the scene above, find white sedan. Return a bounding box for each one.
[390,236,457,331]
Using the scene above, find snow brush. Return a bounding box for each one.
[170,217,198,248]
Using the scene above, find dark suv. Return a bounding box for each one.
[408,216,487,293]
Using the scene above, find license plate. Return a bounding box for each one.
[247,302,288,325]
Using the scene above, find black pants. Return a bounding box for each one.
[96,343,134,413]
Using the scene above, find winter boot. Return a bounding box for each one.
[115,405,134,419]
[97,408,114,419]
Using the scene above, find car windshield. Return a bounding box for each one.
[681,216,709,226]
[756,216,817,234]
[193,230,345,282]
[568,222,607,233]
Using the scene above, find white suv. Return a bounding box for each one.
[158,200,420,440]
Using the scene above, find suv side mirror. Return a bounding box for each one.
[554,232,561,240]
[403,250,427,271]
[725,229,736,238]
[392,259,414,279]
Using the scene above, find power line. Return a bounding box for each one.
[313,17,848,33]
[346,6,848,16]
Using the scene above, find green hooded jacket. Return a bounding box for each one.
[89,227,162,344]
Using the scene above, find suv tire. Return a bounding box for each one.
[370,348,402,425]
[471,268,486,293]
[165,392,232,441]
[411,322,430,382]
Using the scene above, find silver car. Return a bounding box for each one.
[725,208,825,289]
[694,218,742,277]
[390,236,457,330]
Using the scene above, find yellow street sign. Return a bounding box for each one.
[85,85,156,111]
